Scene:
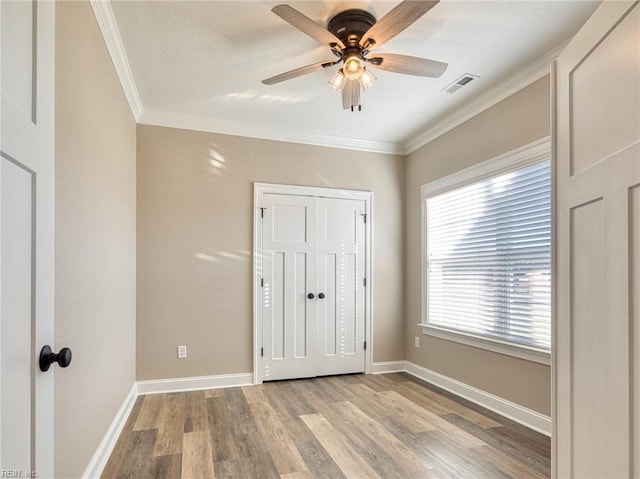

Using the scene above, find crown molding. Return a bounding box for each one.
[90,0,143,120]
[89,0,563,156]
[403,43,566,155]
[138,109,404,155]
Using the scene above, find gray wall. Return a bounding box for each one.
[405,76,552,415]
[55,2,137,477]
[136,125,405,380]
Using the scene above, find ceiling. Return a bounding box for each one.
[109,0,600,153]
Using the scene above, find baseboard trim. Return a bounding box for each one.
[83,364,549,477]
[403,361,551,436]
[82,383,138,479]
[371,361,407,374]
[83,372,254,477]
[136,372,254,395]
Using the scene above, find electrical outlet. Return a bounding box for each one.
[177,345,187,359]
[414,336,420,348]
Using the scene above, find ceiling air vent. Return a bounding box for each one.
[441,74,479,94]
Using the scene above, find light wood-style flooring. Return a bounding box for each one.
[102,373,550,478]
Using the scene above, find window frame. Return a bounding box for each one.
[420,137,552,365]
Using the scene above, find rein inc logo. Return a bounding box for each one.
[1,471,37,478]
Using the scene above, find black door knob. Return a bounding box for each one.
[307,293,315,299]
[318,293,326,299]
[39,345,72,372]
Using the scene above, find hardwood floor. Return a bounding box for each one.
[102,373,550,478]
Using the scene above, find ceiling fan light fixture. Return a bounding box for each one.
[358,69,377,90]
[263,2,449,111]
[328,69,346,91]
[343,54,364,80]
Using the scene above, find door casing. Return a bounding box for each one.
[253,183,373,384]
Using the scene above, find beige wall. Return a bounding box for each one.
[136,126,405,380]
[55,2,137,477]
[405,76,552,415]
[53,8,551,471]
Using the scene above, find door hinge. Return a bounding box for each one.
[364,341,367,350]
[261,278,264,287]
[361,213,367,223]
[260,207,266,218]
[261,347,264,357]
[363,278,367,287]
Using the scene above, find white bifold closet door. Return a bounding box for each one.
[261,193,366,381]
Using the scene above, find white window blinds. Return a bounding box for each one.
[426,160,551,351]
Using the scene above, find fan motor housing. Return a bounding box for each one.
[328,9,376,48]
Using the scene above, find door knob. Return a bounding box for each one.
[318,293,326,299]
[39,345,72,372]
[307,293,315,299]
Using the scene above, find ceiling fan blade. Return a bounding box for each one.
[272,4,345,49]
[342,79,361,110]
[262,60,336,85]
[368,53,447,77]
[361,0,439,51]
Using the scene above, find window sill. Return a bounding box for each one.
[418,324,551,366]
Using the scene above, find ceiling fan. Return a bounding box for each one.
[262,0,448,111]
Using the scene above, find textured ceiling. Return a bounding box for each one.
[110,0,600,151]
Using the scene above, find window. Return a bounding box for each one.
[421,141,551,362]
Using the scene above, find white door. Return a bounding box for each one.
[260,191,367,381]
[316,197,366,376]
[1,1,55,477]
[261,194,317,380]
[554,1,640,477]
